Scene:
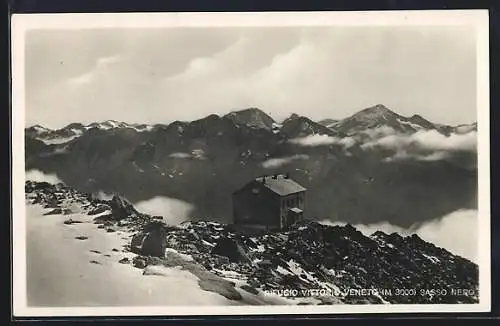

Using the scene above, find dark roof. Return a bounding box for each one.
[255,174,306,196]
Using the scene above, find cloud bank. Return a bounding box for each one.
[288,134,356,148]
[361,129,477,162]
[25,169,63,184]
[134,196,194,225]
[169,152,192,159]
[261,154,309,169]
[93,191,114,201]
[320,209,477,262]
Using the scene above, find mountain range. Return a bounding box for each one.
[25,104,478,228]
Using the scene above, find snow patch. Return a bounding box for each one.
[41,135,80,145]
[422,253,440,264]
[25,204,232,306]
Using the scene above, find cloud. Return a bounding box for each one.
[96,55,121,66]
[134,196,194,225]
[412,209,477,262]
[412,130,477,152]
[26,26,476,129]
[169,152,192,159]
[288,134,356,148]
[168,150,206,160]
[93,191,114,200]
[382,150,449,162]
[358,126,397,139]
[319,209,477,262]
[68,71,94,85]
[25,169,63,184]
[68,55,122,86]
[364,129,477,152]
[362,129,477,162]
[261,154,309,169]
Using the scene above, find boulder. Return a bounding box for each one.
[141,231,166,257]
[130,233,146,254]
[88,204,111,216]
[31,181,52,191]
[108,195,139,220]
[133,256,147,269]
[130,221,168,257]
[63,218,82,225]
[119,257,130,264]
[211,237,252,264]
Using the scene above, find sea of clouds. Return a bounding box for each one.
[25,169,63,184]
[134,196,195,225]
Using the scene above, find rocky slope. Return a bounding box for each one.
[25,180,479,305]
[24,105,478,228]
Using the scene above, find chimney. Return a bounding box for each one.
[285,172,290,179]
[273,174,278,179]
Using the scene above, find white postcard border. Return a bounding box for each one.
[11,10,491,317]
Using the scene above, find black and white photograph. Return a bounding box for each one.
[11,10,490,316]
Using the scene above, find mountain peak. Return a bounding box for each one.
[86,120,131,130]
[224,108,275,130]
[356,104,397,118]
[27,124,51,131]
[25,124,53,137]
[331,104,435,135]
[280,113,342,138]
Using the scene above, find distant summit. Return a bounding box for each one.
[331,104,439,136]
[25,120,154,144]
[281,113,342,138]
[224,108,276,130]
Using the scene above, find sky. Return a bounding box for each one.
[25,26,477,129]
